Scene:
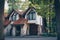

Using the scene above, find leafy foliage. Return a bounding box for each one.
[8,0,56,36]
[8,0,30,12]
[29,0,56,36]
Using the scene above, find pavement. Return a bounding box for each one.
[5,36,57,40]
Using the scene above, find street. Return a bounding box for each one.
[5,37,57,40]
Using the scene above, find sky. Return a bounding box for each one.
[4,0,9,11]
[22,0,25,1]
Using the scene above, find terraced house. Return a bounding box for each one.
[4,7,43,36]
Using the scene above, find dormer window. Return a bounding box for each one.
[27,10,36,20]
[12,13,16,21]
[9,12,19,21]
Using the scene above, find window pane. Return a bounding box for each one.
[27,10,36,20]
[30,13,32,20]
[33,12,36,20]
[27,14,30,20]
[13,15,16,21]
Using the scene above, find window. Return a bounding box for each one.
[10,13,19,21]
[27,10,36,20]
[13,14,16,21]
[11,13,16,21]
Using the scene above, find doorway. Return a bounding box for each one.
[29,24,38,35]
[16,25,21,36]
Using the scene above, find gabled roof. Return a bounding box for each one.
[4,7,36,27]
[13,18,28,25]
[23,7,36,16]
[6,9,24,19]
[24,7,36,13]
[5,7,36,19]
[6,9,15,19]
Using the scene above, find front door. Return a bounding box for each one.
[16,25,21,36]
[29,24,38,35]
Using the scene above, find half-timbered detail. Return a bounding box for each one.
[4,7,43,36]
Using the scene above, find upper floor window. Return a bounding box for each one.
[27,10,36,20]
[9,13,19,21]
[12,13,16,21]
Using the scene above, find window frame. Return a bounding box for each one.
[27,10,36,20]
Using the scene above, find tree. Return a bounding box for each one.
[0,0,5,40]
[29,0,56,36]
[55,0,60,40]
[8,0,30,13]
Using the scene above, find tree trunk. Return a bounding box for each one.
[55,0,60,40]
[43,17,47,33]
[0,0,5,40]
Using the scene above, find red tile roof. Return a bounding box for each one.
[4,19,11,26]
[13,18,28,25]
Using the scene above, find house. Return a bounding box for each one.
[4,7,43,36]
[4,9,28,36]
[23,7,43,35]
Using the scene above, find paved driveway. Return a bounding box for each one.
[5,37,57,40]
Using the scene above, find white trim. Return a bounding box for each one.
[9,12,19,21]
[25,8,37,19]
[9,11,14,20]
[10,11,14,17]
[28,20,36,23]
[25,9,31,19]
